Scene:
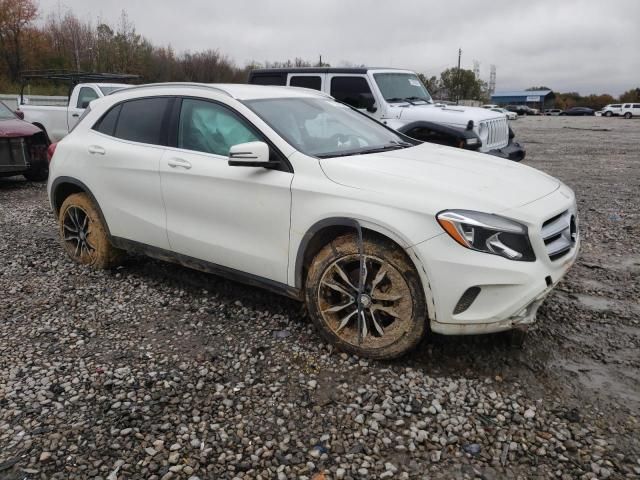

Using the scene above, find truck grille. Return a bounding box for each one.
[0,138,29,169]
[541,210,577,261]
[480,117,509,150]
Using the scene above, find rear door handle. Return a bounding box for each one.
[88,145,105,155]
[167,158,192,169]
[72,113,80,118]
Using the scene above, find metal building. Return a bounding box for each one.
[490,89,555,110]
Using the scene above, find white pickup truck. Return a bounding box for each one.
[18,83,130,143]
[248,67,525,161]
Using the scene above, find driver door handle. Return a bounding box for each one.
[167,158,192,169]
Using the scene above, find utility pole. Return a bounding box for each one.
[456,48,462,105]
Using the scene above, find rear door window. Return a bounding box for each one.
[290,76,322,91]
[114,98,170,145]
[93,104,121,136]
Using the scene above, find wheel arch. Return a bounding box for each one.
[50,176,112,237]
[294,216,437,322]
[31,122,51,144]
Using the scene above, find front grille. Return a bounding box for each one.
[480,117,509,150]
[0,138,29,168]
[541,210,576,261]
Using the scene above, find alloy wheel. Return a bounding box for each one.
[63,206,96,261]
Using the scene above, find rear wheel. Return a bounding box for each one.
[305,233,426,359]
[624,112,632,119]
[58,193,124,269]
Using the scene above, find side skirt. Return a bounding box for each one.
[111,237,303,301]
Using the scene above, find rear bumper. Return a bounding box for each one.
[487,140,526,162]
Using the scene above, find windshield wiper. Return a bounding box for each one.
[404,96,430,103]
[385,97,410,103]
[317,142,411,159]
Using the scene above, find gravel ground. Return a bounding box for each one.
[1,115,639,479]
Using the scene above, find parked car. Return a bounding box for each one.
[0,100,49,181]
[490,107,518,120]
[544,109,563,116]
[506,105,539,116]
[620,103,640,118]
[482,104,500,109]
[248,68,525,161]
[48,83,579,359]
[600,104,623,117]
[561,107,595,116]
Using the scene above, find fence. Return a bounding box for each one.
[0,94,67,110]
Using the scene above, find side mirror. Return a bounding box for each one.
[14,110,24,120]
[359,94,377,113]
[228,141,277,168]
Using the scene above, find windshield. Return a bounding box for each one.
[244,97,411,158]
[0,102,16,120]
[99,86,126,95]
[373,73,432,103]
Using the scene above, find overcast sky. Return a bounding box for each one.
[39,0,639,96]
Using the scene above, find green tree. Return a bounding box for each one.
[620,88,640,103]
[439,68,484,101]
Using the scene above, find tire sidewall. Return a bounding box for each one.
[305,234,426,360]
[59,193,115,268]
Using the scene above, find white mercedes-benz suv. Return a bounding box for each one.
[48,83,579,359]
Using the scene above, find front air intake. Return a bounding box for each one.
[453,287,481,315]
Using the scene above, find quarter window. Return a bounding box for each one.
[178,99,259,156]
[77,87,99,109]
[290,76,322,91]
[330,77,375,109]
[93,104,121,136]
[113,98,170,145]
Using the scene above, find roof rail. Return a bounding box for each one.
[110,82,233,98]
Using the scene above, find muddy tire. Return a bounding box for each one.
[58,193,124,269]
[305,233,426,360]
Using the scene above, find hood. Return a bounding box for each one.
[319,143,560,215]
[384,103,504,127]
[0,118,42,138]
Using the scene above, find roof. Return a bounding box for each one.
[250,67,411,75]
[107,82,330,101]
[491,90,553,98]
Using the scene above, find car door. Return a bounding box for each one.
[68,86,99,131]
[159,97,293,283]
[85,96,172,250]
[328,75,380,119]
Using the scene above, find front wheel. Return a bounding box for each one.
[58,193,124,269]
[604,111,613,117]
[305,233,426,359]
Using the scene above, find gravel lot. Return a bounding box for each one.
[1,116,639,479]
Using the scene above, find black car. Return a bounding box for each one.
[506,105,538,116]
[561,107,595,116]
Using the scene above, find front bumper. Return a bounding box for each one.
[487,139,526,162]
[409,187,579,335]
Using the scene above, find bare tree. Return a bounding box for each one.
[0,0,37,81]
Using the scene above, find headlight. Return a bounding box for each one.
[436,210,536,261]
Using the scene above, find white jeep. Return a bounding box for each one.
[249,67,525,161]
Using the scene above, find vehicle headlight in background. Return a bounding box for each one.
[436,210,536,261]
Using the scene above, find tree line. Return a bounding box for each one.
[1,0,638,107]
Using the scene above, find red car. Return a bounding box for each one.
[0,100,49,181]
